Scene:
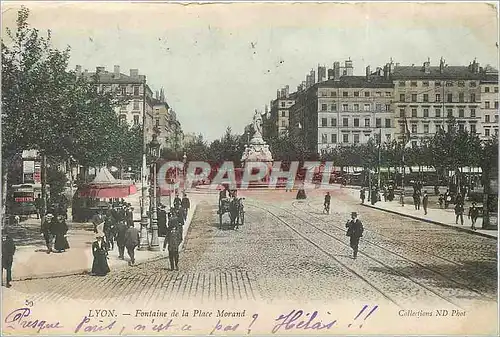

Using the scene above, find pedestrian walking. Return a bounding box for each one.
[157,205,168,237]
[34,194,42,219]
[126,206,134,228]
[360,188,365,204]
[438,194,444,209]
[370,187,378,205]
[468,202,479,230]
[323,192,331,214]
[53,215,70,253]
[181,193,190,221]
[455,202,464,225]
[413,191,421,210]
[124,223,140,265]
[422,191,429,215]
[91,233,110,276]
[115,221,128,259]
[2,231,16,288]
[345,212,364,259]
[173,193,182,209]
[163,222,183,271]
[103,213,116,251]
[40,213,54,254]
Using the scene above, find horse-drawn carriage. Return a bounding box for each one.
[217,196,245,229]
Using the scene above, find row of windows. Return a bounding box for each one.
[484,101,499,109]
[484,115,499,123]
[399,107,480,119]
[398,80,477,87]
[101,84,141,96]
[321,133,391,144]
[321,103,392,112]
[320,117,392,128]
[320,91,392,98]
[484,128,499,137]
[405,122,477,134]
[119,114,141,125]
[483,86,499,93]
[400,93,478,103]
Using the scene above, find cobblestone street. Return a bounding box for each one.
[3,188,497,309]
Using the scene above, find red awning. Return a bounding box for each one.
[78,184,137,198]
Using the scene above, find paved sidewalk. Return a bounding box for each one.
[362,201,498,239]
[7,192,199,281]
[340,186,498,239]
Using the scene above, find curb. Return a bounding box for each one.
[362,203,498,240]
[12,204,198,282]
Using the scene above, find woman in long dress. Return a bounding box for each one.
[53,215,70,252]
[91,234,110,276]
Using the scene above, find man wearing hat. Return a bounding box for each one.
[2,229,16,287]
[41,214,55,254]
[345,212,364,259]
[124,223,140,265]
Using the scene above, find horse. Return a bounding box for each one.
[228,198,242,230]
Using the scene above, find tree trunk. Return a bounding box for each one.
[482,168,490,229]
[1,157,11,227]
[41,154,47,221]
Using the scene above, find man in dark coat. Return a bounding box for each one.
[324,192,331,214]
[181,193,190,221]
[124,224,140,265]
[115,221,128,259]
[173,193,182,209]
[2,231,16,287]
[157,205,168,237]
[422,191,429,215]
[34,194,42,219]
[103,212,116,251]
[345,212,364,259]
[163,218,183,271]
[455,202,464,226]
[41,213,55,254]
[468,202,479,231]
[126,206,134,228]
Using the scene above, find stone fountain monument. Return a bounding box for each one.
[241,110,274,164]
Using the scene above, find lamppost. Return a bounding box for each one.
[182,152,187,192]
[148,134,161,251]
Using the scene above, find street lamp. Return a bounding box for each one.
[148,134,161,251]
[182,152,187,192]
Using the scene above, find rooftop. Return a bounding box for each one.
[390,65,486,80]
[316,76,393,89]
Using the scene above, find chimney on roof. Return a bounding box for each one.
[327,69,333,80]
[333,61,341,81]
[96,66,105,74]
[471,59,480,73]
[130,69,139,78]
[345,59,353,75]
[75,65,82,75]
[366,66,371,80]
[384,64,391,80]
[318,65,326,82]
[439,57,445,73]
[114,65,121,79]
[423,58,430,74]
[285,85,289,98]
[277,89,281,99]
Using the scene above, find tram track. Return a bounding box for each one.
[247,200,490,309]
[296,200,496,301]
[245,201,403,307]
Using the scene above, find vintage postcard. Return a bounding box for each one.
[1,1,498,336]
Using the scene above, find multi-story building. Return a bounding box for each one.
[77,65,156,142]
[265,85,297,138]
[389,58,485,147]
[289,64,394,154]
[480,66,499,139]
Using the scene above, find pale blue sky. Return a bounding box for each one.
[2,2,498,141]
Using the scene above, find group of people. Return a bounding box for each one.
[41,213,70,254]
[90,204,139,276]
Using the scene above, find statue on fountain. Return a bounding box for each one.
[241,109,273,164]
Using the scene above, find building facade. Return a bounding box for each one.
[266,85,297,138]
[390,58,486,147]
[480,67,499,139]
